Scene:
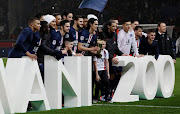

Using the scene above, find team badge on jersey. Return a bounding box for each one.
[80,36,84,41]
[65,34,69,38]
[52,40,56,45]
[130,34,133,37]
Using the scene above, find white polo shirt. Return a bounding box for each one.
[117,29,139,56]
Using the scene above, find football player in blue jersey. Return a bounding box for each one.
[8,17,40,60]
[69,15,84,54]
[78,18,100,56]
[27,13,46,55]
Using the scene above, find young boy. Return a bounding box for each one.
[61,38,76,63]
[93,39,111,103]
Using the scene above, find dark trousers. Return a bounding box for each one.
[94,70,110,100]
[38,62,44,82]
[109,61,122,93]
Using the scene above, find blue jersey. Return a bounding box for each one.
[78,29,97,55]
[69,26,79,52]
[8,27,33,58]
[50,28,63,51]
[28,31,41,54]
[78,29,97,47]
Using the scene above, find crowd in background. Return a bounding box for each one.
[0,0,180,41]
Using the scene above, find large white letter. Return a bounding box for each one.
[5,57,50,113]
[112,56,139,102]
[45,56,81,109]
[81,57,92,106]
[0,59,12,114]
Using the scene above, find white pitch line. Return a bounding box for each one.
[93,104,180,109]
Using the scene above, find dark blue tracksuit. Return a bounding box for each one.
[8,27,34,58]
[28,31,41,54]
[139,37,159,60]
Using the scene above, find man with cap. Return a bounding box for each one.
[43,14,68,57]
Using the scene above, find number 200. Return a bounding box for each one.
[112,55,175,102]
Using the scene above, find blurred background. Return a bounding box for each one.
[0,0,180,56]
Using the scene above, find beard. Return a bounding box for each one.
[77,24,83,29]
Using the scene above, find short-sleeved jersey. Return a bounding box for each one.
[93,49,109,71]
[78,28,97,54]
[69,26,80,53]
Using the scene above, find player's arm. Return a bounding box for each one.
[16,28,31,54]
[105,59,110,79]
[93,59,100,82]
[78,42,99,51]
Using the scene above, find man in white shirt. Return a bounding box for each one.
[118,19,143,57]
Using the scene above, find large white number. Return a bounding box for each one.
[156,55,175,98]
[132,56,158,100]
[113,55,175,102]
[112,56,139,102]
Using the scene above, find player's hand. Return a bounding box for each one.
[91,51,97,54]
[112,57,119,64]
[93,46,100,51]
[54,52,61,61]
[75,53,83,56]
[108,74,110,79]
[26,51,37,60]
[121,54,129,56]
[28,54,37,60]
[137,54,144,57]
[96,75,101,82]
[173,59,176,64]
[62,50,67,54]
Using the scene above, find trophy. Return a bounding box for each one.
[96,39,103,58]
